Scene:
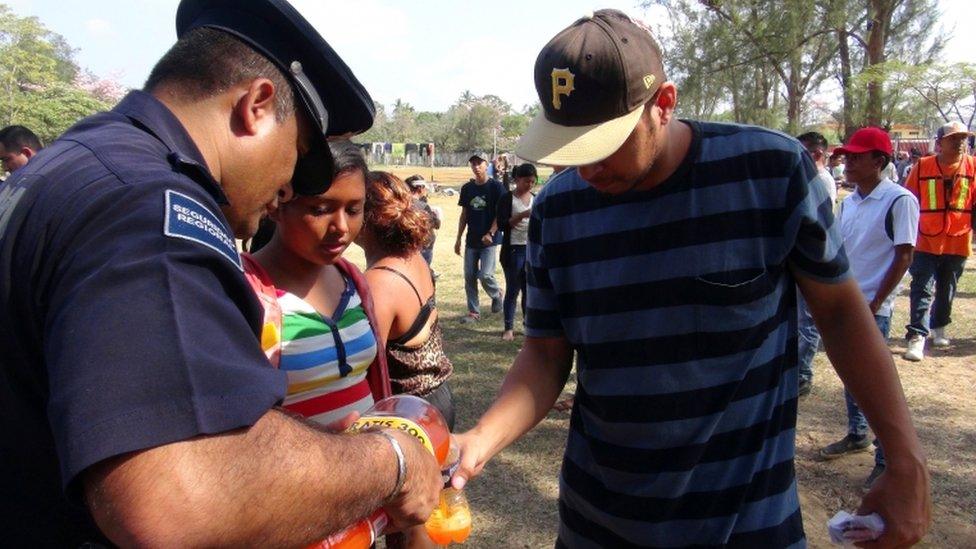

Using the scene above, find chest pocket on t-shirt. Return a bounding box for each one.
[690,265,782,360]
[694,268,775,306]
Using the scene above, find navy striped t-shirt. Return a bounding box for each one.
[526,121,849,548]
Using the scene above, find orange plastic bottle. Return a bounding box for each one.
[308,395,457,549]
[424,487,472,545]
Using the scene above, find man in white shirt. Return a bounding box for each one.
[818,127,919,489]
[795,132,838,395]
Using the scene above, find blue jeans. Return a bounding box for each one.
[463,245,501,315]
[845,314,890,466]
[796,290,820,383]
[905,251,967,339]
[502,245,527,330]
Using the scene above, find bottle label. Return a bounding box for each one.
[349,416,434,456]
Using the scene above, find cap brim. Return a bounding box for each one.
[833,145,872,156]
[515,106,643,166]
[940,130,974,139]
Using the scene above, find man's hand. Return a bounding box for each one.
[454,240,462,256]
[449,430,493,490]
[868,297,882,315]
[856,459,931,548]
[382,429,442,532]
[481,233,494,246]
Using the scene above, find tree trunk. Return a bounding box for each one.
[865,0,895,126]
[838,26,855,141]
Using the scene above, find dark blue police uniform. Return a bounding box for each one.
[0,91,287,546]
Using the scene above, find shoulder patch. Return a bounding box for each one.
[163,190,242,271]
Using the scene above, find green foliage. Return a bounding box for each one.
[650,0,944,137]
[0,4,114,143]
[357,91,534,153]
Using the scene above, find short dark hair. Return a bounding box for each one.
[796,131,828,150]
[144,27,295,122]
[328,140,369,179]
[0,125,42,152]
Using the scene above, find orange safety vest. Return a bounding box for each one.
[905,154,975,255]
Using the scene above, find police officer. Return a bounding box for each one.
[0,0,441,546]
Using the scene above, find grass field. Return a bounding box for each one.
[345,188,976,548]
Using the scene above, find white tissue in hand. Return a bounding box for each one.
[828,511,885,545]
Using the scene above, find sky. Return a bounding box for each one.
[4,0,972,113]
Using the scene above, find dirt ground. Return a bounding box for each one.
[355,188,976,548]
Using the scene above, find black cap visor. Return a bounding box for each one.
[292,136,335,196]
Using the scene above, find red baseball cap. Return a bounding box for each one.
[833,127,892,156]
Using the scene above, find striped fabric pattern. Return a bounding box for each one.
[527,121,849,548]
[278,280,377,426]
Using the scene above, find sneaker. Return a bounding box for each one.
[931,327,950,348]
[903,335,925,361]
[460,312,480,324]
[863,464,885,490]
[819,434,871,460]
[491,293,503,313]
[798,378,812,398]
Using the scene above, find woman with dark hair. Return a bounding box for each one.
[243,141,390,427]
[358,171,455,430]
[496,163,537,341]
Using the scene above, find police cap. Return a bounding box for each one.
[177,0,375,195]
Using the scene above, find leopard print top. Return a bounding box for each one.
[386,320,453,396]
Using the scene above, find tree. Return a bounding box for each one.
[444,91,510,152]
[832,0,943,138]
[880,61,976,128]
[0,4,115,142]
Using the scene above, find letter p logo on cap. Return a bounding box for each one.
[551,68,575,110]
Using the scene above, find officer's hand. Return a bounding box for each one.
[454,240,462,256]
[382,429,441,532]
[855,458,930,548]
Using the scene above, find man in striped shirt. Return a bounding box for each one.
[452,10,929,548]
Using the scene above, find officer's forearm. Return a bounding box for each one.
[84,408,397,547]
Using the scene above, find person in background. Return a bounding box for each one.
[794,131,837,396]
[830,153,846,187]
[894,150,911,185]
[0,124,43,175]
[902,121,976,361]
[496,163,537,341]
[817,127,919,490]
[405,174,441,266]
[359,171,455,549]
[455,153,505,323]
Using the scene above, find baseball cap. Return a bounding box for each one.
[468,153,488,163]
[516,9,666,166]
[833,127,893,157]
[405,175,427,189]
[512,163,538,179]
[936,121,974,140]
[176,0,375,195]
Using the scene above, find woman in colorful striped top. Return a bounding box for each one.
[247,141,388,427]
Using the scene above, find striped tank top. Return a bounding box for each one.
[278,275,378,426]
